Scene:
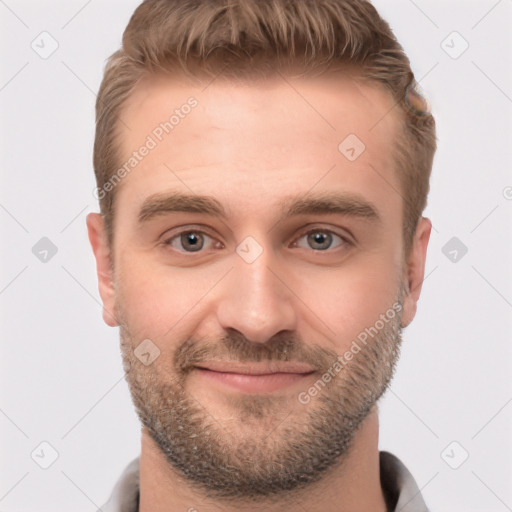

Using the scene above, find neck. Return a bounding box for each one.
[139,408,387,512]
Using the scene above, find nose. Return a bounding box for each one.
[215,247,298,344]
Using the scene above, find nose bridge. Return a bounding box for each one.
[215,243,297,344]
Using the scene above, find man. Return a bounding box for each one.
[87,0,436,510]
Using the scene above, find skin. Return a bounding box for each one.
[87,69,431,512]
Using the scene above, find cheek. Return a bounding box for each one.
[291,258,400,344]
[115,256,223,339]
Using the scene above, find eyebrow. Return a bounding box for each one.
[137,191,381,225]
[138,192,227,223]
[279,192,381,224]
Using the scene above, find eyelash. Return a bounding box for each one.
[292,228,352,251]
[161,226,353,254]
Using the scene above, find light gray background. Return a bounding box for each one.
[1,0,511,510]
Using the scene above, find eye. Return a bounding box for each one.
[293,229,349,251]
[163,230,218,253]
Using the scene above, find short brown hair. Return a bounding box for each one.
[93,0,436,256]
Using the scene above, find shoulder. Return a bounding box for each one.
[380,451,430,512]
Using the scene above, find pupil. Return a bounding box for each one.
[308,232,331,250]
[182,232,203,251]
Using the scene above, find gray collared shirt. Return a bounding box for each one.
[99,451,430,511]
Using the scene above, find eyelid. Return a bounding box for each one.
[161,224,217,240]
[160,225,221,252]
[291,225,354,247]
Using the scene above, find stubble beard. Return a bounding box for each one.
[118,296,403,502]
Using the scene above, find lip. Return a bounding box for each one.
[195,361,315,375]
[193,362,316,393]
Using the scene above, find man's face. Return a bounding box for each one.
[88,70,429,499]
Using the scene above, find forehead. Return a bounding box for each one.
[114,69,401,221]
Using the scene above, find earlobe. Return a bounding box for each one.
[401,217,432,328]
[86,213,119,327]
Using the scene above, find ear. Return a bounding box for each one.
[401,217,432,328]
[86,213,119,327]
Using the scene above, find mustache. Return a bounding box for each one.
[174,331,338,374]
